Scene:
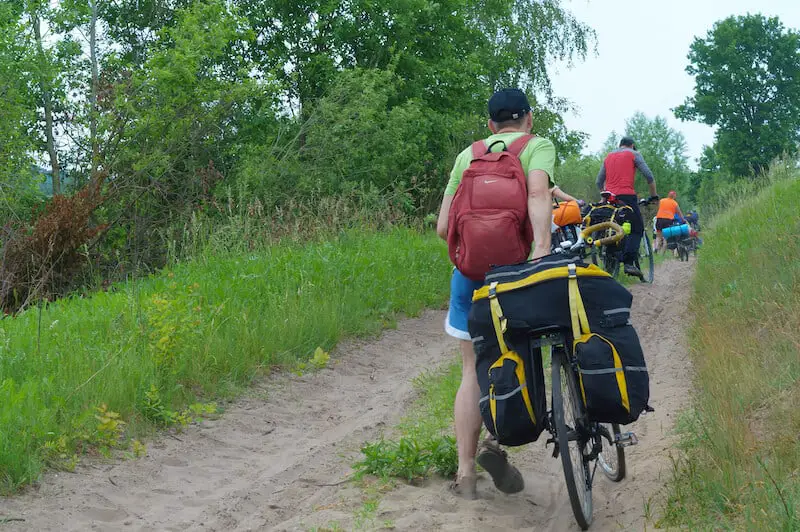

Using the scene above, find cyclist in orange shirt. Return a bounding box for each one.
[654,190,686,253]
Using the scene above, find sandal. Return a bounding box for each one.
[449,474,478,500]
[476,440,524,494]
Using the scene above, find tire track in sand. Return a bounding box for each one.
[0,259,695,531]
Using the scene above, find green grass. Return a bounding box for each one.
[660,173,800,529]
[0,227,451,493]
[353,358,461,482]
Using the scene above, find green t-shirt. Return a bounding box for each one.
[444,133,556,196]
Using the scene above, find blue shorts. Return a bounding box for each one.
[445,268,484,340]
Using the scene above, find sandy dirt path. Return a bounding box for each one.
[0,258,695,531]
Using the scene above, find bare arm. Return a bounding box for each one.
[527,170,552,259]
[648,180,657,198]
[676,205,686,223]
[552,185,579,203]
[436,194,454,240]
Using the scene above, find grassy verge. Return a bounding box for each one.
[660,174,800,529]
[353,357,461,482]
[0,228,450,493]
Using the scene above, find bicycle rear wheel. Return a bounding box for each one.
[598,423,626,481]
[601,247,621,278]
[638,233,655,283]
[552,347,592,530]
[681,242,690,261]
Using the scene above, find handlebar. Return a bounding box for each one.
[581,222,625,247]
[638,195,659,206]
[554,221,625,256]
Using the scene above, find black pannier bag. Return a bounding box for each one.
[469,255,650,432]
[584,204,634,249]
[473,330,548,446]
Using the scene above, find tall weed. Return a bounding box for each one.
[661,165,799,529]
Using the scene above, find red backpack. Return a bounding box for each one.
[447,134,534,281]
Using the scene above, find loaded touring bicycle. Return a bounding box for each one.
[469,221,651,530]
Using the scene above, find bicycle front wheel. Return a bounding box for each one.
[638,233,655,283]
[598,423,626,482]
[552,347,592,530]
[602,247,621,278]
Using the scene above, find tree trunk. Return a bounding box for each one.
[32,13,61,196]
[89,0,100,181]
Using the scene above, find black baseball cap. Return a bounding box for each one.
[488,88,532,122]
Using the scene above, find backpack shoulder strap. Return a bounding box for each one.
[470,141,486,160]
[507,134,535,157]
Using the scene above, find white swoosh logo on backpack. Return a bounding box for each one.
[484,179,498,184]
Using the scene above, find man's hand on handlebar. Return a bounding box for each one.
[639,195,659,206]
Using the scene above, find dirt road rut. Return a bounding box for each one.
[0,259,695,531]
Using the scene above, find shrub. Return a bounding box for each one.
[0,177,106,313]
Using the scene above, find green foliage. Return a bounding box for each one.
[661,166,800,529]
[1,0,595,292]
[698,156,796,221]
[0,228,450,491]
[355,436,457,482]
[556,154,603,202]
[0,5,38,220]
[234,0,594,114]
[675,14,800,177]
[140,384,217,428]
[93,403,127,454]
[354,359,461,482]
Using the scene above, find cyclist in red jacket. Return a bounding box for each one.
[596,137,658,277]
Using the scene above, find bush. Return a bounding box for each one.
[0,178,106,313]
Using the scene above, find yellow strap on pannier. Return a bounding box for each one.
[567,264,591,340]
[472,264,610,302]
[567,263,630,413]
[487,282,509,354]
[486,282,538,428]
[488,351,537,426]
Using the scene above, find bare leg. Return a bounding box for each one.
[455,339,482,482]
[655,231,665,253]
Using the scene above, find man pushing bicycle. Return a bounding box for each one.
[596,137,659,278]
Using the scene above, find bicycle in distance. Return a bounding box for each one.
[572,192,657,283]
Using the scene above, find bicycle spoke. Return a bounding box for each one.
[552,349,593,529]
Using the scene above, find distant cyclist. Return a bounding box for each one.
[685,209,700,230]
[654,190,686,253]
[596,136,658,277]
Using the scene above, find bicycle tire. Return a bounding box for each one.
[639,233,655,283]
[678,243,689,262]
[598,423,626,482]
[552,347,592,530]
[602,248,620,278]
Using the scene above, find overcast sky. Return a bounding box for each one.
[550,0,800,167]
